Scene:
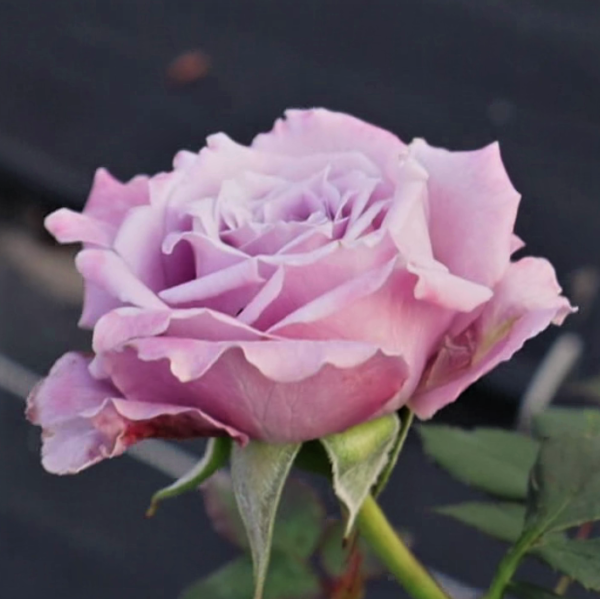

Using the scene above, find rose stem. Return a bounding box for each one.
[357,494,451,599]
[483,528,540,599]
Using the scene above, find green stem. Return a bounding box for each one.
[357,495,451,599]
[483,530,538,599]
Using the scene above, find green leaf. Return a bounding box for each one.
[533,408,600,439]
[147,437,231,517]
[231,441,301,599]
[321,414,400,535]
[180,557,253,599]
[319,520,383,581]
[203,471,249,548]
[204,472,325,558]
[536,537,600,591]
[273,477,325,559]
[179,553,320,599]
[436,502,525,543]
[418,425,539,499]
[525,434,600,535]
[509,581,570,599]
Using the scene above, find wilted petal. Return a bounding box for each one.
[27,352,244,474]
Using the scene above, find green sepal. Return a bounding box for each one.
[147,437,231,517]
[373,407,413,497]
[321,414,400,536]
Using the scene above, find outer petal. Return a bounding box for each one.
[92,306,269,356]
[83,168,149,227]
[410,257,574,418]
[252,109,406,180]
[101,339,409,443]
[26,352,244,474]
[45,208,115,247]
[411,139,520,288]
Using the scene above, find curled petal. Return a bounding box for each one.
[93,306,268,354]
[253,109,406,180]
[411,139,520,287]
[27,352,244,474]
[83,168,149,227]
[410,257,575,418]
[45,208,115,247]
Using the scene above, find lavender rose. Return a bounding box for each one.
[28,109,573,474]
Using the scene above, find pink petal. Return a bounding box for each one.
[239,234,398,330]
[45,208,115,247]
[27,352,244,474]
[269,260,461,400]
[407,262,493,312]
[76,249,167,312]
[252,109,406,178]
[79,280,122,328]
[410,257,575,419]
[159,259,264,306]
[411,139,520,287]
[102,339,409,442]
[163,231,247,275]
[112,205,169,292]
[93,307,268,354]
[84,168,149,227]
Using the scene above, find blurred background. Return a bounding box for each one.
[1,1,600,597]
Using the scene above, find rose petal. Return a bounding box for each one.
[27,352,244,474]
[239,234,398,330]
[159,259,264,306]
[252,109,406,184]
[93,306,268,355]
[84,168,149,227]
[102,338,409,442]
[410,139,520,288]
[76,249,167,311]
[45,208,115,247]
[410,257,575,418]
[407,262,493,312]
[113,205,168,292]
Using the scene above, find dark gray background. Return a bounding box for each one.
[0,1,599,597]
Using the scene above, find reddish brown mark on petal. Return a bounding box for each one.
[122,412,223,445]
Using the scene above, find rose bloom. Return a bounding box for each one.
[28,109,572,474]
